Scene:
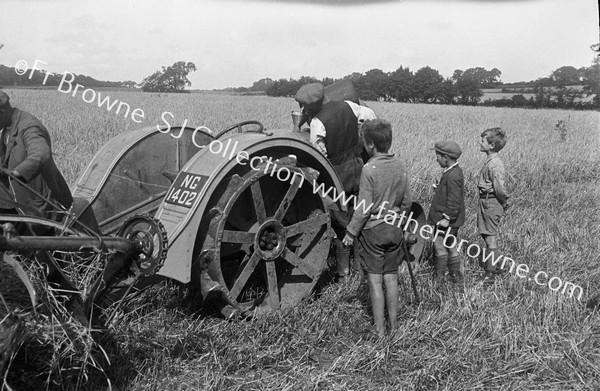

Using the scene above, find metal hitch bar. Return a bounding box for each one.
[0,235,139,254]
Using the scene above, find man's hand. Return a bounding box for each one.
[342,233,354,246]
[437,218,450,228]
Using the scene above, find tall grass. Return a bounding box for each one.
[2,89,599,390]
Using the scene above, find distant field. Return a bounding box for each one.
[481,90,536,101]
[481,86,595,102]
[3,88,600,390]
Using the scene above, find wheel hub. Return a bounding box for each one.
[254,219,285,260]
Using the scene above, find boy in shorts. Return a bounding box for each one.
[343,119,412,337]
[427,140,465,290]
[478,127,510,286]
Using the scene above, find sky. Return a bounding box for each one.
[1,0,598,89]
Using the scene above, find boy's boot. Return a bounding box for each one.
[495,253,508,278]
[335,238,350,283]
[434,255,448,286]
[448,256,464,292]
[480,248,498,287]
[351,245,364,279]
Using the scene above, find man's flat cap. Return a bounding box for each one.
[430,140,462,159]
[295,83,324,105]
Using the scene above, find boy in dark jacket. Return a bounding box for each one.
[427,140,465,289]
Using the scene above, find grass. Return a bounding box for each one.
[2,88,600,390]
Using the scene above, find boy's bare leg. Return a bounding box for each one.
[367,273,385,336]
[383,273,399,332]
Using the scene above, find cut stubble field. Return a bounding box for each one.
[4,89,600,390]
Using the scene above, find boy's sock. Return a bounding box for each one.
[476,248,498,287]
[448,256,463,285]
[435,255,448,278]
[478,252,485,270]
[484,248,498,274]
[351,246,365,281]
[335,238,350,282]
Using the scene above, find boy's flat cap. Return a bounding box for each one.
[295,83,324,105]
[431,140,462,159]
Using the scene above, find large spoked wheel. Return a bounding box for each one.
[206,158,331,312]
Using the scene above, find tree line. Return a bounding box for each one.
[0,61,198,94]
[243,61,599,110]
[0,64,136,89]
[2,58,598,110]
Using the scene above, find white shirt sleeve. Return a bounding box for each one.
[345,100,376,125]
[309,117,327,156]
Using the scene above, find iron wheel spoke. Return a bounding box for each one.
[222,229,255,244]
[273,182,300,222]
[282,248,319,279]
[284,213,328,237]
[229,251,262,299]
[298,226,319,255]
[250,181,267,224]
[265,260,280,310]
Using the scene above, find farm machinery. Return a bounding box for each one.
[0,95,428,325]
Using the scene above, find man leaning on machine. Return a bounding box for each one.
[294,82,376,283]
[0,90,99,234]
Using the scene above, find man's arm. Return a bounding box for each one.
[12,127,51,182]
[309,117,327,156]
[345,101,376,124]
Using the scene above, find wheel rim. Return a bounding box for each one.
[206,160,331,311]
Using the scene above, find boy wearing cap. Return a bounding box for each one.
[342,119,412,337]
[295,82,376,282]
[477,127,510,286]
[427,140,465,289]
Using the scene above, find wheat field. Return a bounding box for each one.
[3,88,600,390]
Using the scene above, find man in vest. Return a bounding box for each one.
[295,82,376,283]
[0,90,73,224]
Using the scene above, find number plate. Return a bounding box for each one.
[165,172,208,208]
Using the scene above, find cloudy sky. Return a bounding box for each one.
[1,0,598,89]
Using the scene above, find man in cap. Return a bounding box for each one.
[295,82,376,282]
[0,90,73,220]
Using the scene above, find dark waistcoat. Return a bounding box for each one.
[315,101,360,166]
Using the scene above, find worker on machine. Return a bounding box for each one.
[295,82,376,283]
[0,90,99,233]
